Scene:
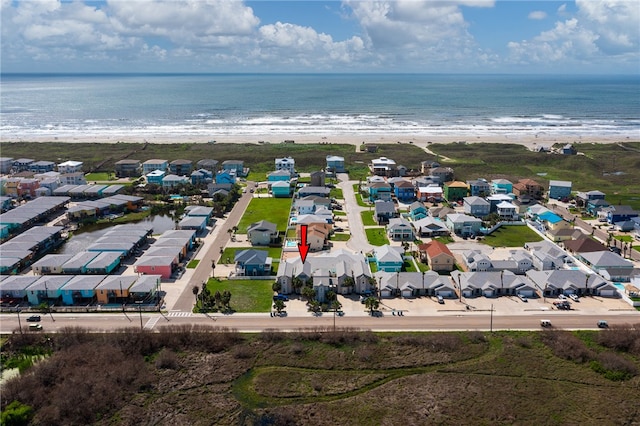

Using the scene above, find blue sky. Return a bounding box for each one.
[1,0,638,74]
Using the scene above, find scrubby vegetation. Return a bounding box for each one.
[2,325,640,425]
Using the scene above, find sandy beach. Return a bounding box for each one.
[3,132,637,151]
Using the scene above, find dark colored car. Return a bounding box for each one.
[273,294,289,302]
[26,315,41,322]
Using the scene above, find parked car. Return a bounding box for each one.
[272,294,289,302]
[26,315,41,322]
[437,295,444,304]
[28,324,43,331]
[569,294,580,302]
[597,320,609,328]
[517,294,528,302]
[540,319,552,328]
[557,294,568,300]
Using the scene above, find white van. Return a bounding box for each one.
[540,320,552,328]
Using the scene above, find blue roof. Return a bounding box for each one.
[538,211,563,224]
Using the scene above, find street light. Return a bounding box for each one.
[135,301,144,330]
[16,308,23,335]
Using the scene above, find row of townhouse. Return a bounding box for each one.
[116,159,248,178]
[0,158,83,175]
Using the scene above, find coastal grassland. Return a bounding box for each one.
[204,278,273,312]
[2,327,639,425]
[429,142,640,209]
[236,197,292,233]
[2,141,430,177]
[480,225,543,247]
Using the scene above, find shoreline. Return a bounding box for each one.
[2,133,637,151]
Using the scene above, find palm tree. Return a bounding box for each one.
[292,276,304,294]
[192,286,199,307]
[364,296,379,315]
[302,286,316,304]
[272,281,282,293]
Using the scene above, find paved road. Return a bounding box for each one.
[171,184,255,312]
[3,311,638,334]
[338,173,374,253]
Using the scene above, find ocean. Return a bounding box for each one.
[1,73,639,141]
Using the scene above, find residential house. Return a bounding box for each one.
[430,206,456,220]
[25,275,70,306]
[247,220,279,246]
[512,179,544,199]
[373,245,404,272]
[467,179,491,197]
[614,220,636,232]
[377,271,420,298]
[538,211,570,232]
[60,172,87,186]
[463,196,490,218]
[443,181,468,202]
[548,180,572,200]
[310,171,325,187]
[221,160,245,176]
[526,204,551,220]
[408,201,428,221]
[271,180,292,198]
[268,170,291,182]
[491,179,513,195]
[496,201,519,220]
[578,251,635,282]
[419,240,455,272]
[374,200,397,224]
[275,157,296,177]
[429,167,454,184]
[142,159,168,174]
[215,170,236,185]
[178,215,208,233]
[17,179,40,199]
[0,276,39,304]
[387,217,414,241]
[297,186,331,198]
[12,158,34,172]
[191,169,213,185]
[445,213,482,237]
[326,155,345,173]
[128,274,161,302]
[369,157,398,177]
[95,275,137,305]
[576,190,606,206]
[462,249,533,274]
[169,159,193,176]
[487,194,514,213]
[0,157,13,174]
[114,159,141,178]
[196,159,218,172]
[420,161,440,174]
[562,144,577,155]
[162,174,189,189]
[57,161,83,174]
[547,227,583,243]
[412,217,450,238]
[60,275,105,305]
[525,240,570,270]
[605,205,639,225]
[368,181,392,202]
[564,236,608,254]
[234,249,272,276]
[29,161,56,173]
[452,271,537,298]
[417,185,443,202]
[527,270,617,297]
[588,199,611,216]
[423,271,456,297]
[134,256,176,279]
[393,179,415,202]
[275,249,372,295]
[146,169,166,185]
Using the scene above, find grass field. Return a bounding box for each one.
[204,278,273,312]
[331,233,351,242]
[236,197,292,233]
[219,247,282,265]
[481,225,543,247]
[366,227,389,246]
[186,259,200,269]
[360,211,377,226]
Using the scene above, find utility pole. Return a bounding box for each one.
[490,303,494,333]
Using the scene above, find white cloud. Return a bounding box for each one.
[528,11,547,20]
[508,0,639,70]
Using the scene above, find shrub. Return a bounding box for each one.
[597,324,640,355]
[155,348,179,369]
[540,330,593,363]
[1,400,34,426]
[590,352,638,381]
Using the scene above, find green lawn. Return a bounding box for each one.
[480,225,543,248]
[361,211,377,226]
[186,259,200,269]
[331,233,351,241]
[330,188,344,199]
[614,235,634,243]
[237,198,292,233]
[219,247,282,264]
[204,278,273,312]
[85,172,116,181]
[402,259,418,272]
[333,210,346,216]
[366,227,389,246]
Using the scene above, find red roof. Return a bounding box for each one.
[422,240,454,257]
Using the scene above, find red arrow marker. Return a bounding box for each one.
[298,224,310,263]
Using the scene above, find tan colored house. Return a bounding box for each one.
[296,222,330,252]
[419,240,456,272]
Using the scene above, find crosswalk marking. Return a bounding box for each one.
[168,311,193,317]
[144,317,160,329]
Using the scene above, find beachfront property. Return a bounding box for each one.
[146,169,166,185]
[57,161,83,174]
[275,157,296,177]
[28,161,56,174]
[196,159,219,172]
[59,172,87,186]
[114,159,141,177]
[491,179,513,195]
[0,157,13,174]
[142,159,169,174]
[548,180,572,200]
[420,161,440,175]
[369,157,400,177]
[267,170,291,182]
[326,155,345,173]
[190,169,213,185]
[562,144,577,155]
[169,159,193,176]
[512,179,544,200]
[221,160,246,177]
[428,166,454,184]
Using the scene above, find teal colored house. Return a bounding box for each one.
[146,169,165,185]
[268,170,291,182]
[215,170,235,184]
[326,155,345,173]
[491,179,513,195]
[60,275,105,305]
[409,202,428,221]
[26,275,71,306]
[368,182,392,202]
[373,245,404,273]
[234,249,272,276]
[271,180,292,198]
